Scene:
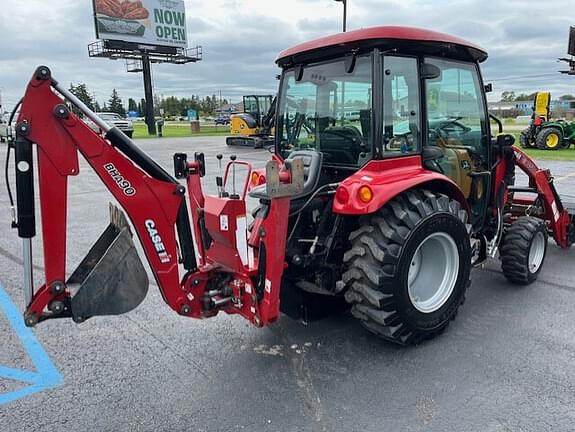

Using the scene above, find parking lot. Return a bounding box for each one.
[1,136,575,431]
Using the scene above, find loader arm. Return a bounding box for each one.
[12,66,303,328]
[507,146,573,248]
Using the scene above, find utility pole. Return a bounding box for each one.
[333,0,347,32]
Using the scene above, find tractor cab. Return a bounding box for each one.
[273,26,492,229]
[243,95,273,127]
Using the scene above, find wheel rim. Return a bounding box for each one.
[408,232,459,313]
[528,231,545,273]
[546,133,559,148]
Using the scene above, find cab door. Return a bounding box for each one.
[423,58,490,228]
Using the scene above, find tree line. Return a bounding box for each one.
[500,91,575,102]
[68,83,229,118]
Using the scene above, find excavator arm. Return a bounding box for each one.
[11,66,303,328]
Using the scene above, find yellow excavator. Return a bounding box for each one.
[226,95,275,148]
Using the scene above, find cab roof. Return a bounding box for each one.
[276,26,488,66]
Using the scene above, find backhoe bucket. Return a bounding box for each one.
[66,204,149,322]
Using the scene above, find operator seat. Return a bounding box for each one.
[431,138,473,199]
[319,126,364,165]
[249,150,323,201]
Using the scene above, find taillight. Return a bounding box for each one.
[335,186,350,204]
[251,172,266,186]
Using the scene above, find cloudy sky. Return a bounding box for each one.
[1,0,574,112]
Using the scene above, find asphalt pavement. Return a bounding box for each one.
[1,136,575,432]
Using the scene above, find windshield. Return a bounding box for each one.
[99,113,123,121]
[277,55,372,166]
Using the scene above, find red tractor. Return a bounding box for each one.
[8,26,575,345]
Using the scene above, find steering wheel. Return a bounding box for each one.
[434,117,471,140]
[321,128,360,142]
[387,132,414,152]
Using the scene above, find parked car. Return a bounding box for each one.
[84,112,134,138]
[0,114,14,142]
[214,115,230,125]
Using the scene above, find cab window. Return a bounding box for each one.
[277,55,372,167]
[424,58,487,160]
[382,56,420,156]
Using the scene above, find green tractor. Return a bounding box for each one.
[520,92,575,150]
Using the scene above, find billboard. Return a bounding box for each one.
[93,0,187,48]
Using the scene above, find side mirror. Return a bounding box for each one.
[344,53,357,73]
[494,133,515,154]
[295,64,305,82]
[422,146,444,161]
[484,83,493,93]
[496,133,515,147]
[421,63,441,80]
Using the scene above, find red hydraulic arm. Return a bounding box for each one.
[12,66,303,328]
[508,146,573,248]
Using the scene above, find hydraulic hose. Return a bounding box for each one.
[5,98,23,226]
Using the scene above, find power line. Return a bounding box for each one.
[486,73,565,82]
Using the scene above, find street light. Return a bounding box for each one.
[333,0,347,32]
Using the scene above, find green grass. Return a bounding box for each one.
[520,148,575,161]
[133,122,230,139]
[510,132,575,161]
[131,126,575,160]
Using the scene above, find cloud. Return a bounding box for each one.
[0,0,573,112]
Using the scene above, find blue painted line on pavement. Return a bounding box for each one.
[0,283,63,405]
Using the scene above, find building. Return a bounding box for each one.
[488,99,575,119]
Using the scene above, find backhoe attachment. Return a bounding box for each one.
[11,66,303,328]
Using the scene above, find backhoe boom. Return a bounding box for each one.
[12,66,303,328]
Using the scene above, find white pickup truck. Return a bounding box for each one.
[83,112,134,138]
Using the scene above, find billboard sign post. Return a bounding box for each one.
[90,0,201,135]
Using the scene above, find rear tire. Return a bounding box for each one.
[343,190,471,345]
[536,128,562,150]
[500,217,548,285]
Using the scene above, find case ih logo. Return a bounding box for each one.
[104,163,136,196]
[145,219,171,264]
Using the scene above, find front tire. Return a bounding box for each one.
[500,217,548,285]
[519,128,532,148]
[343,190,471,345]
